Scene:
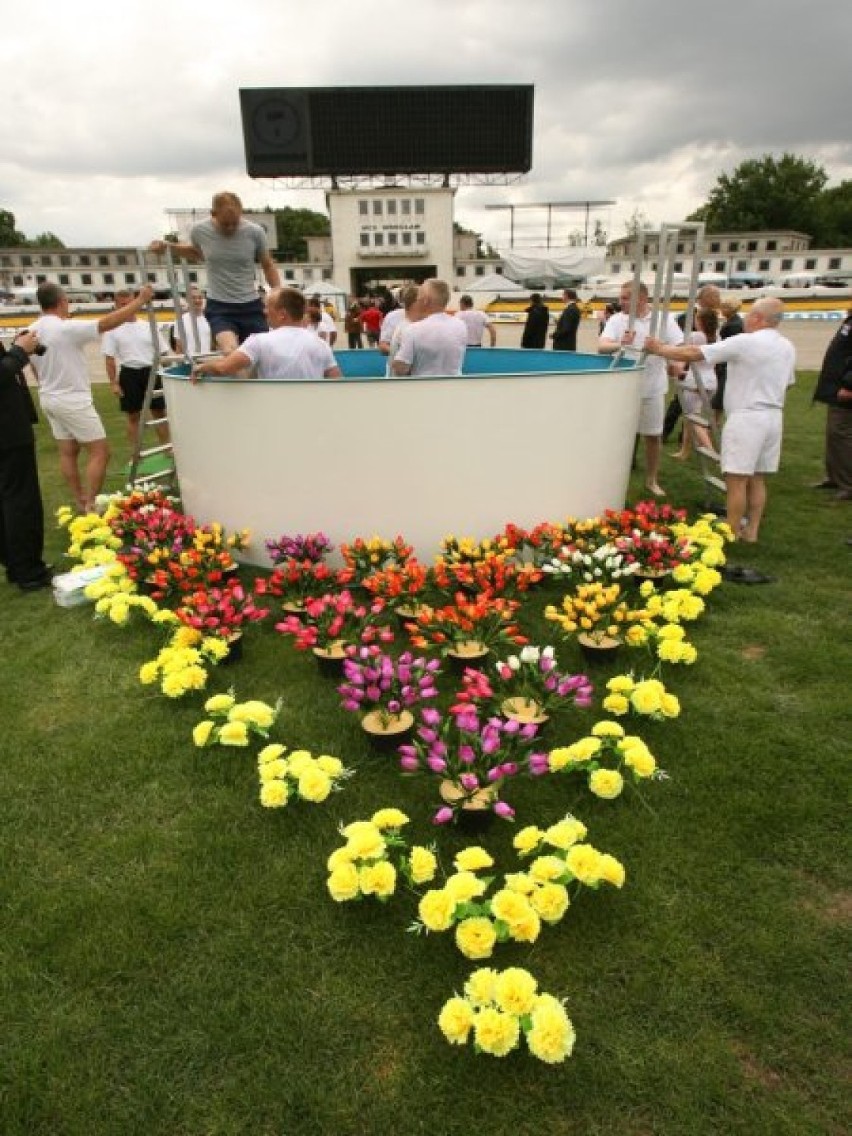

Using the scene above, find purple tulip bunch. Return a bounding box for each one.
[338,647,441,725]
[399,705,549,824]
[265,531,333,566]
[495,646,594,716]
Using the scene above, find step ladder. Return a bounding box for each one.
[126,248,211,493]
[616,220,725,510]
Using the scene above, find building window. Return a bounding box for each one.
[805,258,817,270]
[767,240,777,251]
[495,266,503,274]
[358,200,369,216]
[81,273,93,285]
[303,267,313,280]
[401,199,411,216]
[457,265,466,276]
[40,255,52,266]
[21,255,32,266]
[674,262,683,273]
[188,271,198,283]
[124,273,135,284]
[715,261,725,272]
[676,243,684,254]
[35,274,46,283]
[475,266,484,276]
[387,232,398,246]
[372,200,382,216]
[710,242,720,253]
[98,254,109,266]
[360,233,369,248]
[414,198,425,215]
[610,263,620,274]
[828,257,842,270]
[117,254,127,265]
[729,242,739,252]
[781,258,793,271]
[322,269,331,280]
[415,232,425,246]
[374,233,384,247]
[747,241,758,251]
[285,269,294,280]
[736,260,747,271]
[147,272,157,283]
[59,274,70,286]
[759,260,770,271]
[402,232,412,246]
[60,254,71,266]
[79,254,90,266]
[0,255,9,266]
[103,273,114,284]
[13,274,23,286]
[387,199,397,215]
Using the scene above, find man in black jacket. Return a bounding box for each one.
[812,310,852,501]
[521,294,550,349]
[0,329,52,591]
[552,288,581,351]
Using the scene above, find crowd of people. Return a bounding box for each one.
[2,186,849,596]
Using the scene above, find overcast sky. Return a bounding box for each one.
[2,0,849,251]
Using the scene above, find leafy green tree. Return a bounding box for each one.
[687,153,827,235]
[273,207,330,261]
[811,180,852,248]
[27,231,65,248]
[0,209,26,247]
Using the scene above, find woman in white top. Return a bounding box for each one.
[673,309,719,460]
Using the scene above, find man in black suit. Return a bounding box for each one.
[0,329,52,591]
[552,288,581,351]
[521,293,550,349]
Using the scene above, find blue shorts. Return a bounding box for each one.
[205,297,268,343]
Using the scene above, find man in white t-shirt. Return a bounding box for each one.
[455,294,496,347]
[192,288,342,381]
[381,284,420,375]
[103,289,170,447]
[172,288,213,358]
[392,279,468,377]
[30,281,154,512]
[598,281,683,497]
[307,296,338,345]
[646,297,796,543]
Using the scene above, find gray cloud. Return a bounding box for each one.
[1,0,848,246]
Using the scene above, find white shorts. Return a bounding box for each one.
[637,393,664,437]
[41,399,106,444]
[721,409,783,475]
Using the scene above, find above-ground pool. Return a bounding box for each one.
[161,347,643,564]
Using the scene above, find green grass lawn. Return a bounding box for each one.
[1,379,849,1136]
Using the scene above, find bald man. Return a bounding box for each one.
[392,279,467,377]
[646,297,795,543]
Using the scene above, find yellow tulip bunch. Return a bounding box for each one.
[545,581,646,644]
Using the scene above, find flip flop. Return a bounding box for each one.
[723,565,777,585]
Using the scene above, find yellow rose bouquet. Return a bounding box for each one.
[438,966,576,1064]
[257,745,353,810]
[547,720,662,801]
[601,674,681,721]
[192,691,281,747]
[410,821,624,960]
[325,809,438,903]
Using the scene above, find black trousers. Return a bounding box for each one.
[0,444,47,584]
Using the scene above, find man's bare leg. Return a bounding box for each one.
[127,411,140,449]
[740,475,766,543]
[215,329,239,353]
[725,473,749,537]
[151,408,170,444]
[644,435,665,495]
[83,439,110,512]
[57,439,86,511]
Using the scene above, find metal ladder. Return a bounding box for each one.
[126,248,208,493]
[616,221,725,508]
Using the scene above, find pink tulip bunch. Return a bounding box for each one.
[338,648,441,722]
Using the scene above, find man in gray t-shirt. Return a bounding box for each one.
[150,191,281,353]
